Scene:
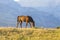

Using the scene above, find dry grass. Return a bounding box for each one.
[0,27,60,40]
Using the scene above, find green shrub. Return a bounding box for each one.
[56,26,60,29]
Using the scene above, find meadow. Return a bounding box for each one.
[0,27,60,40]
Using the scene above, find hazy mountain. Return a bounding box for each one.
[0,0,60,28]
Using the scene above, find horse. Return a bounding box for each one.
[16,15,35,28]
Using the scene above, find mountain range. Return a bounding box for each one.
[0,0,60,28]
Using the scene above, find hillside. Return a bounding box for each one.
[0,27,60,40]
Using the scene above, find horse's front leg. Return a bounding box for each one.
[29,22,32,28]
[31,22,34,28]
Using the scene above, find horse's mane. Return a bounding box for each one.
[27,16,34,22]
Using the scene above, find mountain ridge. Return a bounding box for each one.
[0,0,60,28]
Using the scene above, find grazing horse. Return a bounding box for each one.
[16,15,35,28]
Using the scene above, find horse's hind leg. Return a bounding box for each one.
[20,22,22,28]
[16,22,19,28]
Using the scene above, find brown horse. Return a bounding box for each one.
[16,15,35,28]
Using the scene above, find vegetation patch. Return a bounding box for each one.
[0,27,59,40]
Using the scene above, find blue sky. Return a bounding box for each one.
[14,0,60,7]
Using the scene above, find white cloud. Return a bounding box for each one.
[14,0,20,2]
[14,0,60,7]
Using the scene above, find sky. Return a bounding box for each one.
[13,0,60,18]
[14,0,60,7]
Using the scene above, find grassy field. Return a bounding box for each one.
[0,27,60,40]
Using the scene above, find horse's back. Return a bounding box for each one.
[17,16,29,22]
